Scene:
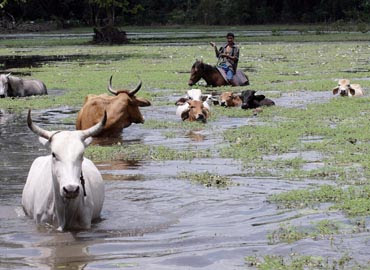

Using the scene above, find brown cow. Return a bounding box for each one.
[177,99,210,123]
[76,75,151,137]
[332,79,364,97]
[219,91,242,107]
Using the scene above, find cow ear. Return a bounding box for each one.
[83,137,93,146]
[332,87,339,95]
[349,87,356,96]
[201,95,208,102]
[38,137,50,147]
[176,97,188,106]
[181,109,190,121]
[6,73,11,78]
[135,97,151,107]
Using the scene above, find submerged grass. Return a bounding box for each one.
[85,143,211,162]
[269,185,370,217]
[245,253,365,270]
[178,171,235,188]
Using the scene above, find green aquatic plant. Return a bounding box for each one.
[178,171,235,188]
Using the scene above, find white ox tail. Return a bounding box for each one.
[22,110,107,231]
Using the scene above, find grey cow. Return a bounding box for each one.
[0,73,47,98]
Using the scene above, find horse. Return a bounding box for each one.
[188,60,249,87]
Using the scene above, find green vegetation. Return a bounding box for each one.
[178,171,235,188]
[268,220,340,244]
[269,185,370,217]
[86,144,211,162]
[245,253,365,270]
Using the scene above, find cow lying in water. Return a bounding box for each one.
[219,91,242,107]
[23,110,106,231]
[240,90,275,110]
[175,89,211,123]
[0,73,47,98]
[76,75,151,137]
[332,79,364,97]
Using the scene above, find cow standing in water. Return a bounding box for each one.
[0,73,47,98]
[22,110,106,231]
[76,75,151,137]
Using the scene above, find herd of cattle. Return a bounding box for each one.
[0,72,364,231]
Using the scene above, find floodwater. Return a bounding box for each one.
[1,92,370,270]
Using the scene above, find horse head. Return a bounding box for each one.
[188,60,204,86]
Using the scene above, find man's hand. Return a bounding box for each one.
[210,42,216,47]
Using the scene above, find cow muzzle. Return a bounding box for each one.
[62,184,80,199]
[241,103,249,110]
[188,80,194,86]
[340,90,348,96]
[196,114,206,123]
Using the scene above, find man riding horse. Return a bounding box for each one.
[210,32,239,86]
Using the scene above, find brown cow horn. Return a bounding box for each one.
[80,111,107,139]
[129,80,142,97]
[27,109,52,140]
[107,75,118,95]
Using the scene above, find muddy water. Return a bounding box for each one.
[1,93,369,269]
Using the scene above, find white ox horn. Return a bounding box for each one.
[27,109,52,140]
[107,75,142,97]
[80,110,107,139]
[28,109,107,140]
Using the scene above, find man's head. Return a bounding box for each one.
[226,33,235,45]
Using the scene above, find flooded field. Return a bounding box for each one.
[1,90,370,270]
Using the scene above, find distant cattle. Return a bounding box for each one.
[240,90,275,110]
[22,110,106,231]
[332,79,364,97]
[176,89,211,123]
[0,73,47,98]
[76,75,151,137]
[219,91,242,107]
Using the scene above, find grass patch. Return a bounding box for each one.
[85,144,211,162]
[245,253,361,270]
[178,171,235,188]
[269,185,370,217]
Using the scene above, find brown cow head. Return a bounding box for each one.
[332,79,356,96]
[107,75,151,128]
[180,100,209,123]
[220,91,242,107]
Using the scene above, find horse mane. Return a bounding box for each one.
[194,61,216,71]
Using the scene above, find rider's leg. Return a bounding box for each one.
[226,69,235,85]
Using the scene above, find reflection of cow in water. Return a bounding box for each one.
[188,60,249,87]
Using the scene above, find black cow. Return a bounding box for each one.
[240,90,275,110]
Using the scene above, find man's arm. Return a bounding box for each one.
[210,42,220,57]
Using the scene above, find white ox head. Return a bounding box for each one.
[27,109,106,200]
[0,73,11,98]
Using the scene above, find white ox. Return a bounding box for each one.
[332,79,364,97]
[22,110,107,231]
